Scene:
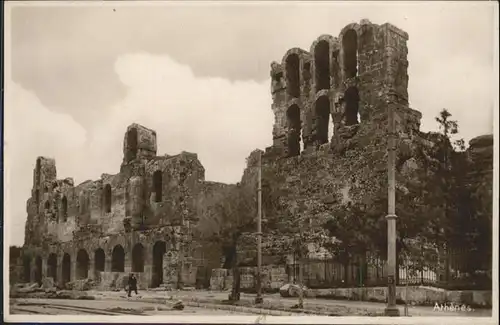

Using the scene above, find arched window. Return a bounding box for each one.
[94,248,105,272]
[286,104,301,157]
[47,253,58,281]
[315,96,331,145]
[132,243,145,272]
[103,184,112,213]
[343,29,358,79]
[344,87,360,126]
[35,256,42,285]
[62,253,71,285]
[61,196,68,222]
[44,200,50,210]
[23,256,31,283]
[152,241,167,288]
[314,40,330,91]
[126,127,138,161]
[285,54,300,98]
[153,171,162,203]
[111,245,125,272]
[76,249,90,279]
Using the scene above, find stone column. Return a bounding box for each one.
[163,251,179,289]
[30,257,37,285]
[105,253,112,272]
[143,246,153,289]
[88,258,95,280]
[124,249,132,274]
[71,258,77,282]
[57,256,64,287]
[41,257,47,280]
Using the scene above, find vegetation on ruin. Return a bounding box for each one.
[321,109,491,288]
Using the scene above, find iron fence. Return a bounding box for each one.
[290,248,491,290]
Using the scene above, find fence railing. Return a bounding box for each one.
[288,249,491,291]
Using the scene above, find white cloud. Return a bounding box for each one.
[4,82,88,247]
[108,53,274,181]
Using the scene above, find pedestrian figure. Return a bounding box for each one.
[128,273,138,297]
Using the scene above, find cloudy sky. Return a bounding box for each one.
[4,1,497,246]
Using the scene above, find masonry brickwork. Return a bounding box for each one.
[17,19,493,292]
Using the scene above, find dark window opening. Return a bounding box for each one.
[44,200,50,210]
[44,186,49,193]
[344,87,360,126]
[23,256,31,283]
[315,96,331,145]
[61,196,68,222]
[111,245,125,272]
[152,241,167,288]
[47,253,58,282]
[103,184,112,213]
[76,249,90,279]
[314,40,330,91]
[35,256,42,286]
[62,253,71,285]
[153,171,162,203]
[303,62,311,81]
[343,29,358,79]
[285,54,300,98]
[79,193,87,215]
[94,249,105,272]
[286,104,301,157]
[132,243,145,272]
[126,127,138,161]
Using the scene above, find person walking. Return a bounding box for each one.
[127,273,138,297]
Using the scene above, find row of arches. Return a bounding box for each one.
[285,29,359,100]
[286,87,360,156]
[23,241,168,288]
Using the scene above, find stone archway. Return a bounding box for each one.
[62,253,71,285]
[132,243,145,273]
[34,256,43,285]
[314,40,330,91]
[47,253,58,282]
[94,248,105,272]
[23,256,31,283]
[76,249,90,279]
[111,245,125,272]
[151,241,166,288]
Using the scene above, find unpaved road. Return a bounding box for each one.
[10,298,255,316]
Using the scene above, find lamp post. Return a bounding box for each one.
[255,150,263,304]
[384,95,400,316]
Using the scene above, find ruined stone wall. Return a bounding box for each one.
[270,19,418,159]
[21,123,235,289]
[238,20,493,288]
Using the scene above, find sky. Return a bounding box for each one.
[4,1,497,246]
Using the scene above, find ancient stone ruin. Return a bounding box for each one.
[16,20,493,293]
[19,123,238,290]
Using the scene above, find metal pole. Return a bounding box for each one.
[255,151,263,304]
[384,98,400,316]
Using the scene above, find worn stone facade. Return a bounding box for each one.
[236,19,493,285]
[16,20,493,293]
[20,123,232,290]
